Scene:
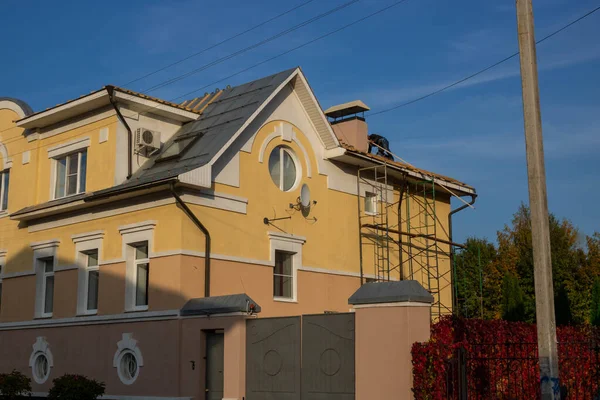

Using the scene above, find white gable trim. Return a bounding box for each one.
[178,68,338,184]
[0,99,30,119]
[290,71,340,150]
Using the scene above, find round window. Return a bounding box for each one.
[33,353,50,384]
[118,350,139,384]
[268,146,298,191]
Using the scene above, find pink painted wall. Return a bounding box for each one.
[0,316,247,400]
[354,304,431,400]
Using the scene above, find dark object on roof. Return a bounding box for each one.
[180,293,261,316]
[0,97,34,116]
[348,280,434,305]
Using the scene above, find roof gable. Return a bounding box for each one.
[119,67,339,190]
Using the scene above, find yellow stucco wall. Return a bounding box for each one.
[0,101,456,322]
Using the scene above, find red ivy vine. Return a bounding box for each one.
[412,317,600,399]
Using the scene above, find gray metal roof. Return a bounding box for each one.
[180,293,261,316]
[348,280,434,305]
[0,97,34,116]
[44,67,298,204]
[116,67,297,190]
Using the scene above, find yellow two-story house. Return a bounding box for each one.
[0,67,475,399]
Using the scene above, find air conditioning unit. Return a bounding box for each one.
[135,128,161,156]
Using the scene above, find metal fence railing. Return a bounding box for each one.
[443,342,600,399]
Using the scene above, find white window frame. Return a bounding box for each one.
[31,240,59,319]
[119,221,156,312]
[0,250,5,314]
[40,258,55,318]
[268,231,305,303]
[365,191,378,215]
[47,137,90,200]
[72,231,104,316]
[0,169,10,212]
[113,333,144,385]
[52,150,87,199]
[0,265,4,314]
[132,242,149,310]
[273,251,294,299]
[268,146,301,192]
[29,337,54,384]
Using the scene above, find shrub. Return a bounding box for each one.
[0,369,32,399]
[47,374,105,400]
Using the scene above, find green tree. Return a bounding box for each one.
[590,278,600,326]
[501,273,525,322]
[454,237,496,319]
[492,204,583,324]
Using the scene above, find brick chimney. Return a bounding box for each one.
[324,100,370,152]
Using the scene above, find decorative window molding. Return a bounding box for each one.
[120,221,155,312]
[113,333,144,385]
[72,231,104,316]
[31,240,59,318]
[99,127,109,143]
[258,122,312,177]
[0,141,13,170]
[29,336,53,384]
[47,137,90,159]
[31,240,60,252]
[268,232,305,302]
[119,221,157,236]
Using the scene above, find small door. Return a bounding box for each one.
[206,331,224,400]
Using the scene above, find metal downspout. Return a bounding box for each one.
[106,86,133,179]
[170,184,211,297]
[448,194,477,312]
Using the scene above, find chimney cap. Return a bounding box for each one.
[324,100,370,119]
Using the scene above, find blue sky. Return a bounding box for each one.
[1,0,598,244]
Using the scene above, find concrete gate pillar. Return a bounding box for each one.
[349,280,433,400]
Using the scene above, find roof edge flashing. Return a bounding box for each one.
[348,280,434,306]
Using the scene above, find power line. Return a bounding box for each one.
[369,4,600,117]
[0,0,412,155]
[142,0,359,94]
[120,0,316,87]
[166,0,413,103]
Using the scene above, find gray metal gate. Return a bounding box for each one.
[247,316,301,400]
[302,313,355,400]
[246,313,355,400]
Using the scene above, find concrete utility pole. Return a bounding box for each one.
[515,0,560,398]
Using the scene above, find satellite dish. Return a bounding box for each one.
[300,184,311,208]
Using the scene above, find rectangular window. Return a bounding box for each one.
[365,192,377,215]
[54,150,87,199]
[42,258,54,316]
[273,251,293,299]
[0,265,3,313]
[85,250,99,313]
[0,170,9,211]
[134,243,149,308]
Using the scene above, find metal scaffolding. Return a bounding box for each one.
[357,161,463,321]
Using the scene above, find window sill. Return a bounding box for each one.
[35,314,53,320]
[53,192,86,201]
[0,211,8,219]
[274,297,297,304]
[126,306,149,313]
[78,310,98,316]
[365,211,378,216]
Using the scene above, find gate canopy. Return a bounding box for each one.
[180,293,261,316]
